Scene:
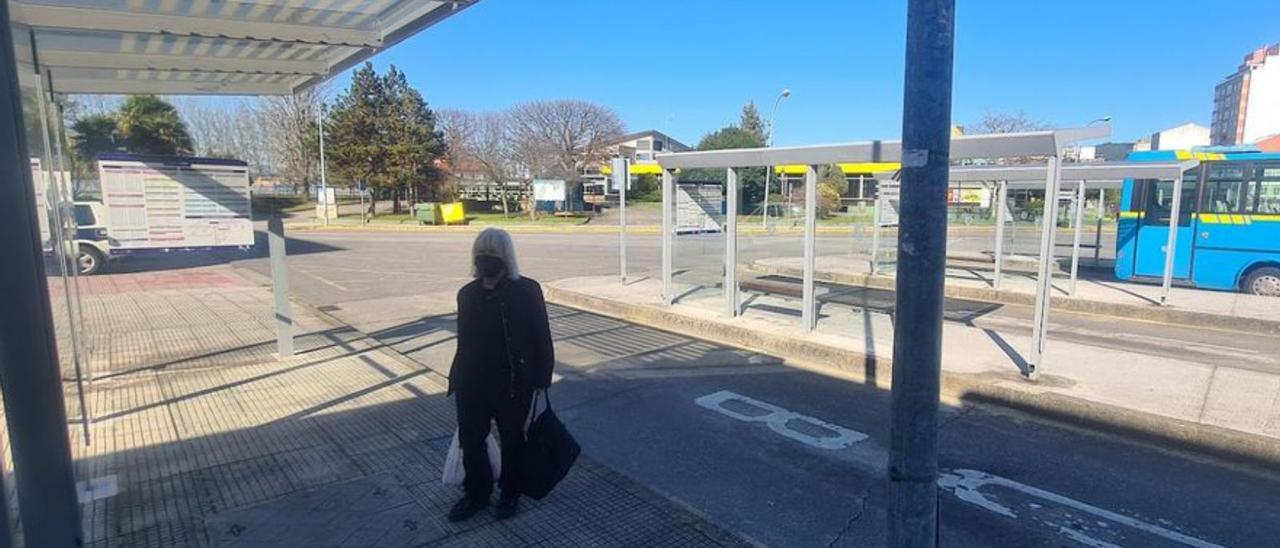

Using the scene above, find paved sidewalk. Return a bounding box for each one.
[750,254,1279,333]
[67,266,750,547]
[545,275,1280,464]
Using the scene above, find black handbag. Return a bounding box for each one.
[518,390,580,500]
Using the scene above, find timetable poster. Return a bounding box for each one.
[99,156,253,250]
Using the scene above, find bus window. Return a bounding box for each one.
[1201,164,1246,213]
[1252,167,1280,214]
[1142,180,1196,226]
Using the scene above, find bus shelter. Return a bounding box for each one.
[0,1,472,546]
[932,161,1199,299]
[651,127,1113,380]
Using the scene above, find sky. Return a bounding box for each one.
[335,0,1280,147]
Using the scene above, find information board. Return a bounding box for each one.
[98,154,253,250]
[876,182,901,227]
[532,179,567,202]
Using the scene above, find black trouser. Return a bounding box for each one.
[455,377,532,500]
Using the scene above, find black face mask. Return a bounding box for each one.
[475,255,506,278]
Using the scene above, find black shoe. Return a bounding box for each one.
[494,494,520,521]
[448,496,489,523]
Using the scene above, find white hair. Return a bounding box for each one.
[470,227,520,280]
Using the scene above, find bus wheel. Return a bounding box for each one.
[77,246,105,276]
[1243,266,1280,297]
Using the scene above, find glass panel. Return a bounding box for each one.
[73,204,96,226]
[1142,180,1195,226]
[1253,167,1280,214]
[1202,164,1245,213]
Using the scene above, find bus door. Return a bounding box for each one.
[1133,176,1197,279]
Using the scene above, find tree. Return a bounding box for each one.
[382,66,447,211]
[740,101,767,143]
[115,95,194,156]
[509,99,625,183]
[176,98,275,175]
[817,164,846,217]
[971,110,1048,134]
[327,63,445,214]
[256,88,326,194]
[687,125,767,209]
[69,114,119,172]
[440,109,519,216]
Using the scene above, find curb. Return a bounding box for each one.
[745,261,1280,337]
[543,283,1280,469]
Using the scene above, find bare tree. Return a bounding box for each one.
[175,98,275,176]
[439,109,524,217]
[508,99,625,185]
[971,110,1049,134]
[257,87,325,196]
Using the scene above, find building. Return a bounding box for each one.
[584,130,692,202]
[1256,134,1280,153]
[1150,123,1210,150]
[1212,43,1280,146]
[610,129,691,164]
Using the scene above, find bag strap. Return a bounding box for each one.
[523,389,551,435]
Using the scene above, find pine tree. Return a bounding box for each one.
[327,62,447,214]
[740,101,767,143]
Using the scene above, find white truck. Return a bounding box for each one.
[68,154,255,274]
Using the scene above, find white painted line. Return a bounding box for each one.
[694,390,868,450]
[938,469,1223,548]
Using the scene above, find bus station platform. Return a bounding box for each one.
[61,266,747,548]
[544,275,1280,466]
[746,254,1280,335]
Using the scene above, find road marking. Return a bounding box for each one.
[295,268,348,291]
[694,390,868,450]
[938,469,1223,548]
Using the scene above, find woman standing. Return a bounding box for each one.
[447,228,555,522]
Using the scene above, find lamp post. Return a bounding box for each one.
[761,88,791,228]
[318,106,329,225]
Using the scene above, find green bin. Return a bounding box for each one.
[413,202,442,225]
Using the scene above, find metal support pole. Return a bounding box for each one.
[1028,155,1063,378]
[318,107,329,225]
[0,5,84,544]
[993,181,1007,289]
[1160,173,1183,306]
[662,169,674,304]
[888,0,954,545]
[1094,188,1105,264]
[725,168,740,316]
[267,218,294,357]
[802,166,818,331]
[871,196,882,274]
[1069,181,1086,296]
[614,158,629,283]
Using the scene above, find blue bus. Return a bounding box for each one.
[1116,150,1280,296]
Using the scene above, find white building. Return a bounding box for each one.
[1150,123,1210,150]
[1212,43,1280,145]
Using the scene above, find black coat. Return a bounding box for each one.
[448,276,555,396]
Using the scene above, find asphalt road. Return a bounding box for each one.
[224,229,1274,373]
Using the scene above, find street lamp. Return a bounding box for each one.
[761,88,791,228]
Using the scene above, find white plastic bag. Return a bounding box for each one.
[442,429,502,486]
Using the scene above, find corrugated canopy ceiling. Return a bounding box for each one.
[9,0,474,95]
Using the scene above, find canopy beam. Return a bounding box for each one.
[12,3,385,47]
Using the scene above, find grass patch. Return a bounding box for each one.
[252,195,313,214]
